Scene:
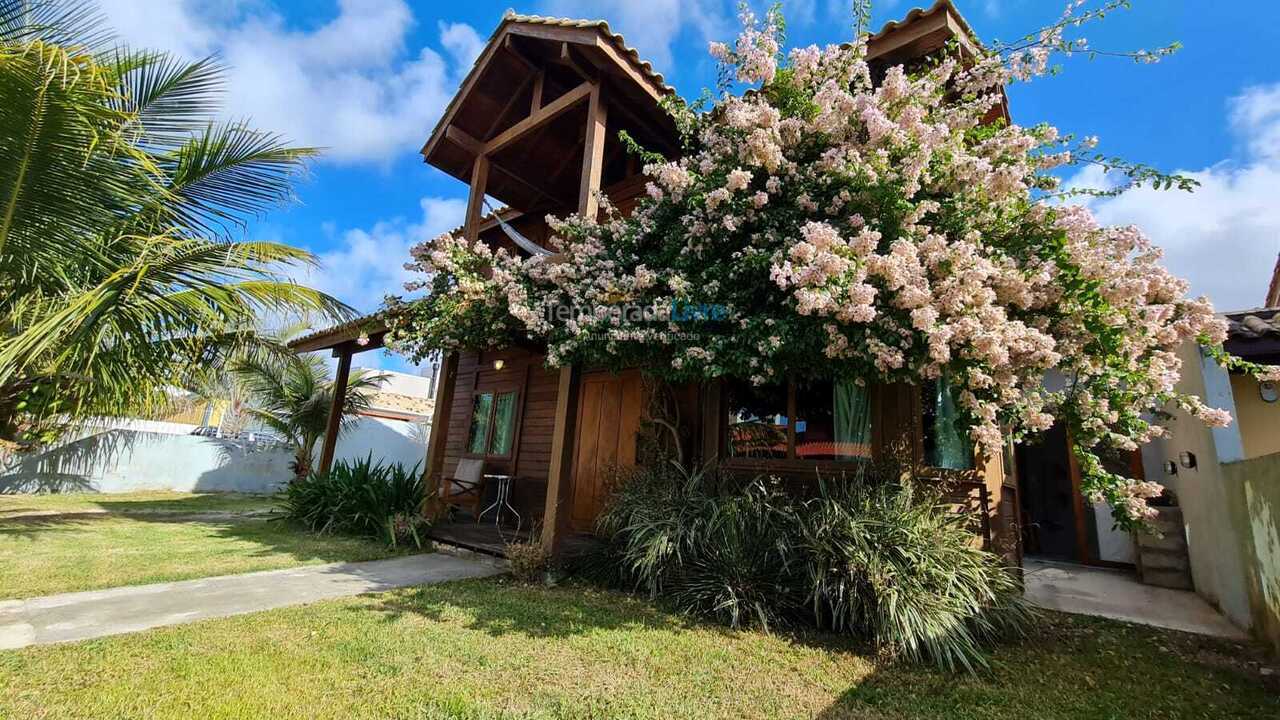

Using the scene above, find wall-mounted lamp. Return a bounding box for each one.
[1164,460,1178,476]
[492,359,506,371]
[1178,451,1197,470]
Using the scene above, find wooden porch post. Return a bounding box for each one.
[541,82,605,553]
[464,155,490,242]
[700,379,721,466]
[318,346,352,475]
[578,82,607,218]
[541,364,581,553]
[424,352,459,484]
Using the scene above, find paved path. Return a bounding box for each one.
[0,553,505,649]
[1024,558,1247,639]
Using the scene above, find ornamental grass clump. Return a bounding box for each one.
[796,475,1031,672]
[595,460,1029,671]
[279,454,429,547]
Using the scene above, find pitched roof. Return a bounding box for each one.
[868,0,980,49]
[420,10,674,165]
[1223,308,1280,363]
[288,313,387,354]
[496,11,674,94]
[1225,308,1280,340]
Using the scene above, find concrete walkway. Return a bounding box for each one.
[0,553,505,650]
[1024,558,1247,639]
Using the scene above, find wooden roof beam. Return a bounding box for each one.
[482,71,536,141]
[484,79,594,156]
[445,125,484,155]
[558,42,597,83]
[490,162,575,209]
[502,34,537,70]
[603,82,678,156]
[447,126,573,212]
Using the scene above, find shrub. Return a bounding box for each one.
[279,454,429,546]
[796,475,1031,672]
[597,462,799,630]
[505,534,552,584]
[595,460,1030,671]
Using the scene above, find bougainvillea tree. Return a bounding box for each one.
[386,1,1274,528]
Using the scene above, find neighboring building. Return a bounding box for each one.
[361,369,437,422]
[1140,307,1280,652]
[323,368,435,473]
[295,1,1021,559]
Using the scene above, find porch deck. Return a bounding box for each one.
[428,520,602,559]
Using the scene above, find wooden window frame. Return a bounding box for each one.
[721,378,874,471]
[463,385,522,460]
[717,378,982,477]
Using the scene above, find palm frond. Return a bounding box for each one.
[0,8,341,443]
[108,49,224,146]
[0,0,113,51]
[152,122,319,238]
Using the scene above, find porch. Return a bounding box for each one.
[428,517,601,559]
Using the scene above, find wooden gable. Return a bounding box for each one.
[421,13,679,221]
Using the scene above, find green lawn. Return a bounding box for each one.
[1,578,1274,719]
[0,490,277,516]
[0,492,413,599]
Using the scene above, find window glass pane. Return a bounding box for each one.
[467,393,493,455]
[923,376,974,470]
[725,379,789,459]
[796,379,871,461]
[488,392,517,455]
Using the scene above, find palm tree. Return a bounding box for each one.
[232,353,386,481]
[0,0,351,446]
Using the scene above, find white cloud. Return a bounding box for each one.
[1068,83,1280,312]
[96,0,479,165]
[438,21,486,71]
[294,196,465,316]
[539,0,730,71]
[1231,83,1280,163]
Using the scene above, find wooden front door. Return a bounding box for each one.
[570,370,644,532]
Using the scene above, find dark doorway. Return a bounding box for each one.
[1016,423,1083,561]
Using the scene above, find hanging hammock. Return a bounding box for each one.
[483,200,553,257]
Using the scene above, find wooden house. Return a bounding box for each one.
[293,1,1022,560]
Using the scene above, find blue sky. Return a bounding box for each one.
[99,1,1280,373]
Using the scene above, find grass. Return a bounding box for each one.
[0,492,414,599]
[1,577,1275,719]
[0,490,277,516]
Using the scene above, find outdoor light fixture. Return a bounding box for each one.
[493,359,506,371]
[1261,381,1278,404]
[1164,460,1178,476]
[1179,451,1197,470]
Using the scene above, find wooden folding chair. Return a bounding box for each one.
[438,457,487,520]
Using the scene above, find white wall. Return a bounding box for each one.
[1,416,430,495]
[1141,343,1255,631]
[329,416,429,473]
[0,430,293,494]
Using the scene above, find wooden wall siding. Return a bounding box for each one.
[441,348,560,519]
[569,370,644,532]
